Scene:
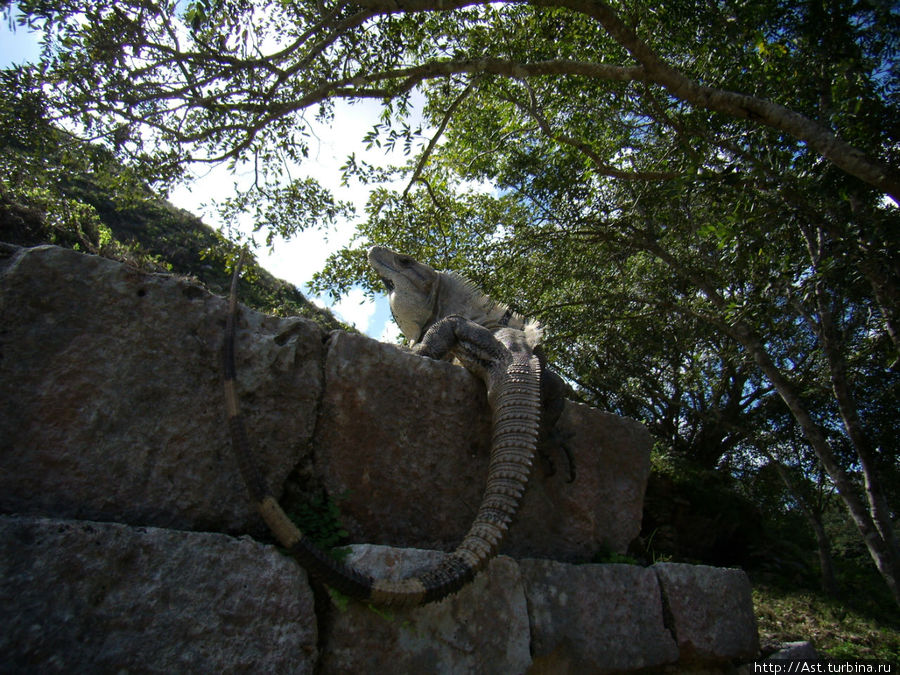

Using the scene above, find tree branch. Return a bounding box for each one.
[350,0,899,198]
[402,78,475,198]
[532,0,900,200]
[508,82,681,181]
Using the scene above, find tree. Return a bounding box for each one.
[5,0,898,604]
[740,420,841,594]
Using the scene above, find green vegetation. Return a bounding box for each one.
[3,0,898,653]
[754,584,900,661]
[591,548,641,566]
[287,491,351,554]
[0,91,346,329]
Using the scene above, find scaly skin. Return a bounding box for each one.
[223,248,542,605]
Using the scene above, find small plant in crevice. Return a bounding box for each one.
[644,528,673,564]
[591,543,640,566]
[328,587,350,613]
[287,490,351,559]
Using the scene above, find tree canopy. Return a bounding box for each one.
[3,0,898,605]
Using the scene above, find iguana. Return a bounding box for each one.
[368,246,571,468]
[223,247,561,606]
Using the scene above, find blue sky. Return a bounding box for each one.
[0,13,399,340]
[1,11,41,64]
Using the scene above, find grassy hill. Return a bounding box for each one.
[0,122,347,331]
[2,187,348,332]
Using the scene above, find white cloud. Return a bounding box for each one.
[379,320,403,344]
[329,287,377,331]
[167,97,431,340]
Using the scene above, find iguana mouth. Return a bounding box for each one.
[370,247,429,285]
[369,247,399,291]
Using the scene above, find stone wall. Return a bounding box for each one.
[0,244,759,672]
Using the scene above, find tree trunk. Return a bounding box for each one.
[643,235,900,607]
[730,320,900,608]
[770,459,838,595]
[810,515,839,595]
[803,225,900,564]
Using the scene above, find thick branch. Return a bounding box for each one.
[358,56,646,83]
[350,0,899,198]
[534,0,900,200]
[197,57,646,160]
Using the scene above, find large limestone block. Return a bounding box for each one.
[517,400,651,558]
[0,515,318,673]
[314,331,494,550]
[1,243,650,562]
[319,544,532,674]
[0,243,324,536]
[315,331,651,559]
[521,559,680,673]
[653,563,759,663]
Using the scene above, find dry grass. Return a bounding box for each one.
[753,584,900,661]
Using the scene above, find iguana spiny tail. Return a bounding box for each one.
[223,249,541,606]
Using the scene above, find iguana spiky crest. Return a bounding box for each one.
[368,246,542,349]
[223,247,542,606]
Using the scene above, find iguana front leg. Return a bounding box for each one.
[417,314,575,481]
[412,314,511,392]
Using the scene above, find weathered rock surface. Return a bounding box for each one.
[1,242,649,559]
[768,641,820,660]
[0,244,760,673]
[313,331,495,550]
[319,545,532,674]
[0,514,318,673]
[0,243,322,538]
[522,400,650,558]
[316,331,651,559]
[654,563,760,663]
[523,558,680,673]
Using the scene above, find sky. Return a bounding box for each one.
[166,101,407,342]
[0,13,402,341]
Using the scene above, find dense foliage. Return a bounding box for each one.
[3,0,898,609]
[0,69,345,327]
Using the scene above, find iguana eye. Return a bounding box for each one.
[398,256,413,266]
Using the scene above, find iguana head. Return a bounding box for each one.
[368,246,440,344]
